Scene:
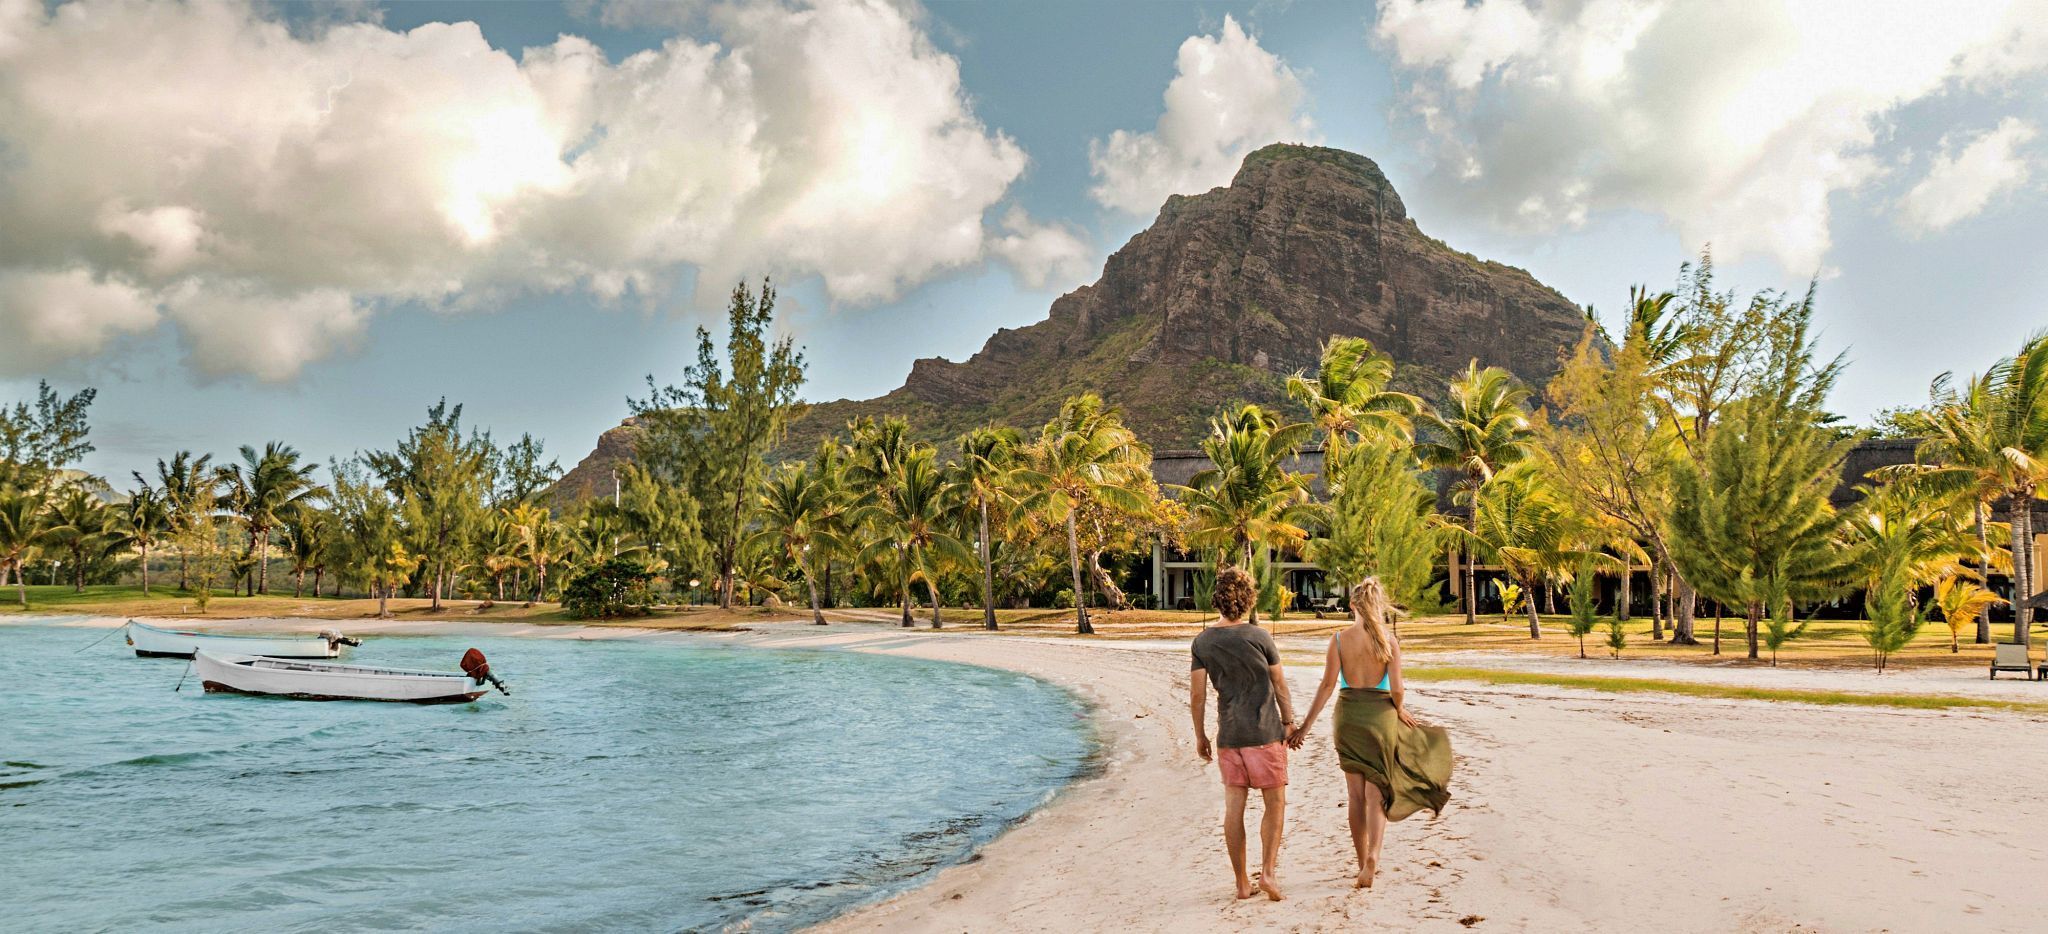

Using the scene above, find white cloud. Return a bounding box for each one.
[0,0,1045,380]
[1375,0,2048,272]
[987,207,1095,292]
[1089,15,1316,215]
[0,268,161,374]
[1897,117,2038,233]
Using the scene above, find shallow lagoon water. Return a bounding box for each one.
[0,621,1094,932]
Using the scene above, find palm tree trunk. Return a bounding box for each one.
[16,565,26,607]
[140,543,151,596]
[980,499,997,631]
[257,526,271,595]
[1525,576,1542,639]
[1618,559,1631,621]
[73,549,84,592]
[179,547,190,591]
[1243,540,1258,626]
[377,583,391,619]
[1745,600,1761,660]
[1975,501,1993,644]
[805,562,826,625]
[314,567,324,598]
[1462,516,1478,625]
[1069,510,1092,635]
[927,575,943,629]
[2013,490,2035,646]
[294,568,304,598]
[897,545,913,627]
[1671,573,1700,646]
[1650,559,1666,639]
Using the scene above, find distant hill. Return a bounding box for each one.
[555,144,1590,503]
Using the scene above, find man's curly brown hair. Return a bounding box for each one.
[1213,566,1256,621]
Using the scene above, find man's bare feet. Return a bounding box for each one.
[1235,877,1258,900]
[1259,871,1285,901]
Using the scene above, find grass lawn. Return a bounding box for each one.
[1392,666,2048,715]
[1390,612,2017,672]
[0,584,758,630]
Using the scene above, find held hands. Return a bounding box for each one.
[1285,720,1308,749]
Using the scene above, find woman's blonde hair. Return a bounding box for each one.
[1349,577,1395,664]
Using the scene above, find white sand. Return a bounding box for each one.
[27,615,2048,930]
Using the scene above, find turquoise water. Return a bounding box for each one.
[0,622,1094,932]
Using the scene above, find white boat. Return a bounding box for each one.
[194,649,509,704]
[127,619,359,659]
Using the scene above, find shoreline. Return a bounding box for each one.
[19,614,2048,930]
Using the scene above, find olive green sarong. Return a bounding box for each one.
[1333,688,1452,821]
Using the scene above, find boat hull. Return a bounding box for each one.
[127,621,345,659]
[193,651,491,704]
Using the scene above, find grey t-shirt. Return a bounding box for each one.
[1191,623,1284,749]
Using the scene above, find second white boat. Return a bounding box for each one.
[194,650,509,704]
[127,619,359,659]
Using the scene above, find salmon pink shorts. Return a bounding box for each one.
[1217,741,1289,788]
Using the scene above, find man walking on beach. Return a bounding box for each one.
[1189,566,1297,901]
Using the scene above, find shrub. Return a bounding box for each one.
[1604,616,1628,658]
[563,558,657,620]
[1563,562,1601,658]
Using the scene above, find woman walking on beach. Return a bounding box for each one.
[1290,577,1452,889]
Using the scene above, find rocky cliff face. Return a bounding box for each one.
[555,144,1591,502]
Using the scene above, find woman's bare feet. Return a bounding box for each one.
[1354,858,1377,889]
[1259,871,1285,901]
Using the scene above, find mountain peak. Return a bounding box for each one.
[558,145,1591,498]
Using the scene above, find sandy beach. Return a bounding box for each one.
[27,614,2048,932]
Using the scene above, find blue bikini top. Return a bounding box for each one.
[1340,668,1392,691]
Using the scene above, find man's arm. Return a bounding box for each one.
[1266,662,1295,736]
[1189,668,1212,762]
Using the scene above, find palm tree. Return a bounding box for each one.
[279,505,328,599]
[1457,464,1589,639]
[1886,372,2013,644]
[1015,395,1150,634]
[1286,337,1423,488]
[746,462,847,625]
[1176,404,1316,623]
[950,425,1023,630]
[1980,334,2048,644]
[475,510,524,604]
[856,447,972,628]
[145,451,215,591]
[507,503,569,606]
[45,484,118,592]
[1417,361,1535,624]
[1934,576,2004,654]
[119,486,172,596]
[1622,286,1693,370]
[220,443,322,595]
[845,416,920,625]
[0,486,53,606]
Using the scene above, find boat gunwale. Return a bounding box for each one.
[205,652,480,684]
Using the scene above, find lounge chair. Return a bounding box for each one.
[1990,643,2037,680]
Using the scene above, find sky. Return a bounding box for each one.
[2,0,2045,484]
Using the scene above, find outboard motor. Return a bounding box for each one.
[321,630,362,648]
[460,648,510,695]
